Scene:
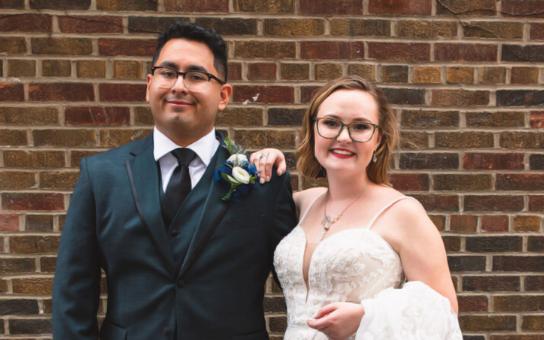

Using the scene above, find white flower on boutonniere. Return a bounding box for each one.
[214,137,257,201]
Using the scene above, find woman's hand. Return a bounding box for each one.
[249,148,286,183]
[307,302,364,340]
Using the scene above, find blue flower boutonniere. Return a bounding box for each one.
[214,137,258,201]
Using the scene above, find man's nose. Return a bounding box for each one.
[171,75,188,92]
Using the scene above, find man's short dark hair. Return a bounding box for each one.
[152,22,228,82]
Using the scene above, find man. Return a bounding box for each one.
[52,22,297,340]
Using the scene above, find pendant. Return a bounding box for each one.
[321,215,333,231]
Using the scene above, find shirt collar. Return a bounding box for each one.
[153,127,219,166]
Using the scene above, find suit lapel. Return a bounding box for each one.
[126,135,176,274]
[177,144,229,279]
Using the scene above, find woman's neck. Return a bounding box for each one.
[326,171,372,201]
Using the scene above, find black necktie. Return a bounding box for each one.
[163,148,196,227]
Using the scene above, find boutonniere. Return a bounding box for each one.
[214,137,257,201]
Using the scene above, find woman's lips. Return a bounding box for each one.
[330,148,355,159]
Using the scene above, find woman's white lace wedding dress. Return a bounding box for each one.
[274,195,462,340]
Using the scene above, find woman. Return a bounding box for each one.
[251,76,462,339]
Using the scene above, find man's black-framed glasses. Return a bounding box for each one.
[315,116,380,143]
[151,66,226,90]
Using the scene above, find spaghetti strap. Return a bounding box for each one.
[366,196,415,230]
[298,190,327,225]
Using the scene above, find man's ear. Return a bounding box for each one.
[145,73,153,102]
[218,83,233,111]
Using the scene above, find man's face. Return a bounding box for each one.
[146,38,232,145]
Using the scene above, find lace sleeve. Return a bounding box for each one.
[356,281,463,340]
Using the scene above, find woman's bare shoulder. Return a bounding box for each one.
[293,187,327,212]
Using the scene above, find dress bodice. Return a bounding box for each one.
[273,194,405,340]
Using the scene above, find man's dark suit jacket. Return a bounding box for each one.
[52,133,297,340]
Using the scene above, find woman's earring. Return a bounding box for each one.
[372,152,377,163]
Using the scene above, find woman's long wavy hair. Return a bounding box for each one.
[296,75,398,185]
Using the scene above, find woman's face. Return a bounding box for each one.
[313,89,381,178]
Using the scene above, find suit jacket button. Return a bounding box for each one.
[177,279,185,287]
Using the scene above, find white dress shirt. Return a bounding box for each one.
[153,127,220,192]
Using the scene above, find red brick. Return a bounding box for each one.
[347,64,376,80]
[466,236,522,253]
[65,107,130,126]
[58,15,123,34]
[39,171,80,190]
[368,42,429,62]
[500,132,544,149]
[315,63,343,81]
[494,256,544,272]
[330,19,390,37]
[448,255,486,272]
[437,0,496,15]
[530,111,544,128]
[0,83,24,101]
[4,151,65,169]
[195,18,257,36]
[0,214,19,232]
[227,62,242,81]
[0,258,35,274]
[30,0,90,9]
[0,171,36,190]
[369,0,431,15]
[26,215,53,232]
[70,151,100,168]
[513,216,541,232]
[429,215,446,231]
[463,22,523,39]
[235,41,295,59]
[522,315,544,331]
[0,37,26,54]
[528,236,544,252]
[233,86,294,104]
[446,66,474,84]
[497,174,544,191]
[481,215,509,233]
[1,107,58,126]
[530,23,544,40]
[10,236,59,254]
[0,0,24,8]
[431,90,489,106]
[33,129,96,147]
[450,215,477,233]
[42,60,71,77]
[99,84,146,102]
[399,153,458,169]
[164,0,227,11]
[530,154,544,170]
[264,19,323,36]
[217,107,263,127]
[412,66,441,84]
[389,173,429,191]
[463,276,520,292]
[8,59,36,77]
[502,0,544,18]
[99,39,155,57]
[10,318,52,334]
[99,129,150,148]
[435,132,494,148]
[32,38,92,55]
[12,278,53,295]
[300,0,362,15]
[0,130,27,146]
[443,235,459,250]
[29,83,94,102]
[0,299,39,315]
[234,130,295,149]
[40,257,56,272]
[396,20,457,39]
[381,65,408,83]
[529,196,544,212]
[466,111,525,128]
[464,195,524,212]
[463,153,523,170]
[97,0,157,10]
[300,86,321,103]
[2,193,64,211]
[0,14,51,32]
[433,174,491,191]
[401,110,458,128]
[247,63,276,81]
[479,67,506,84]
[435,43,497,62]
[511,67,539,84]
[233,0,293,13]
[526,276,544,291]
[458,295,489,312]
[460,315,516,332]
[280,63,309,81]
[77,60,106,79]
[502,45,544,62]
[301,41,364,60]
[383,88,425,105]
[411,194,458,212]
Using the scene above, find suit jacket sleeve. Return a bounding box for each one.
[53,158,101,339]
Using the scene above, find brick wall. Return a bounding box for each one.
[0,0,543,338]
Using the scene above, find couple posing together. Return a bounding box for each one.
[52,22,462,339]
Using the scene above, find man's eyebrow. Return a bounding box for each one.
[156,61,178,69]
[155,62,208,73]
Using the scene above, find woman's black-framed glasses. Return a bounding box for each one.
[151,66,226,90]
[315,116,379,143]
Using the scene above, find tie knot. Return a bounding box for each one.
[171,148,196,166]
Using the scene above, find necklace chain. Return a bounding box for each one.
[320,191,362,240]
